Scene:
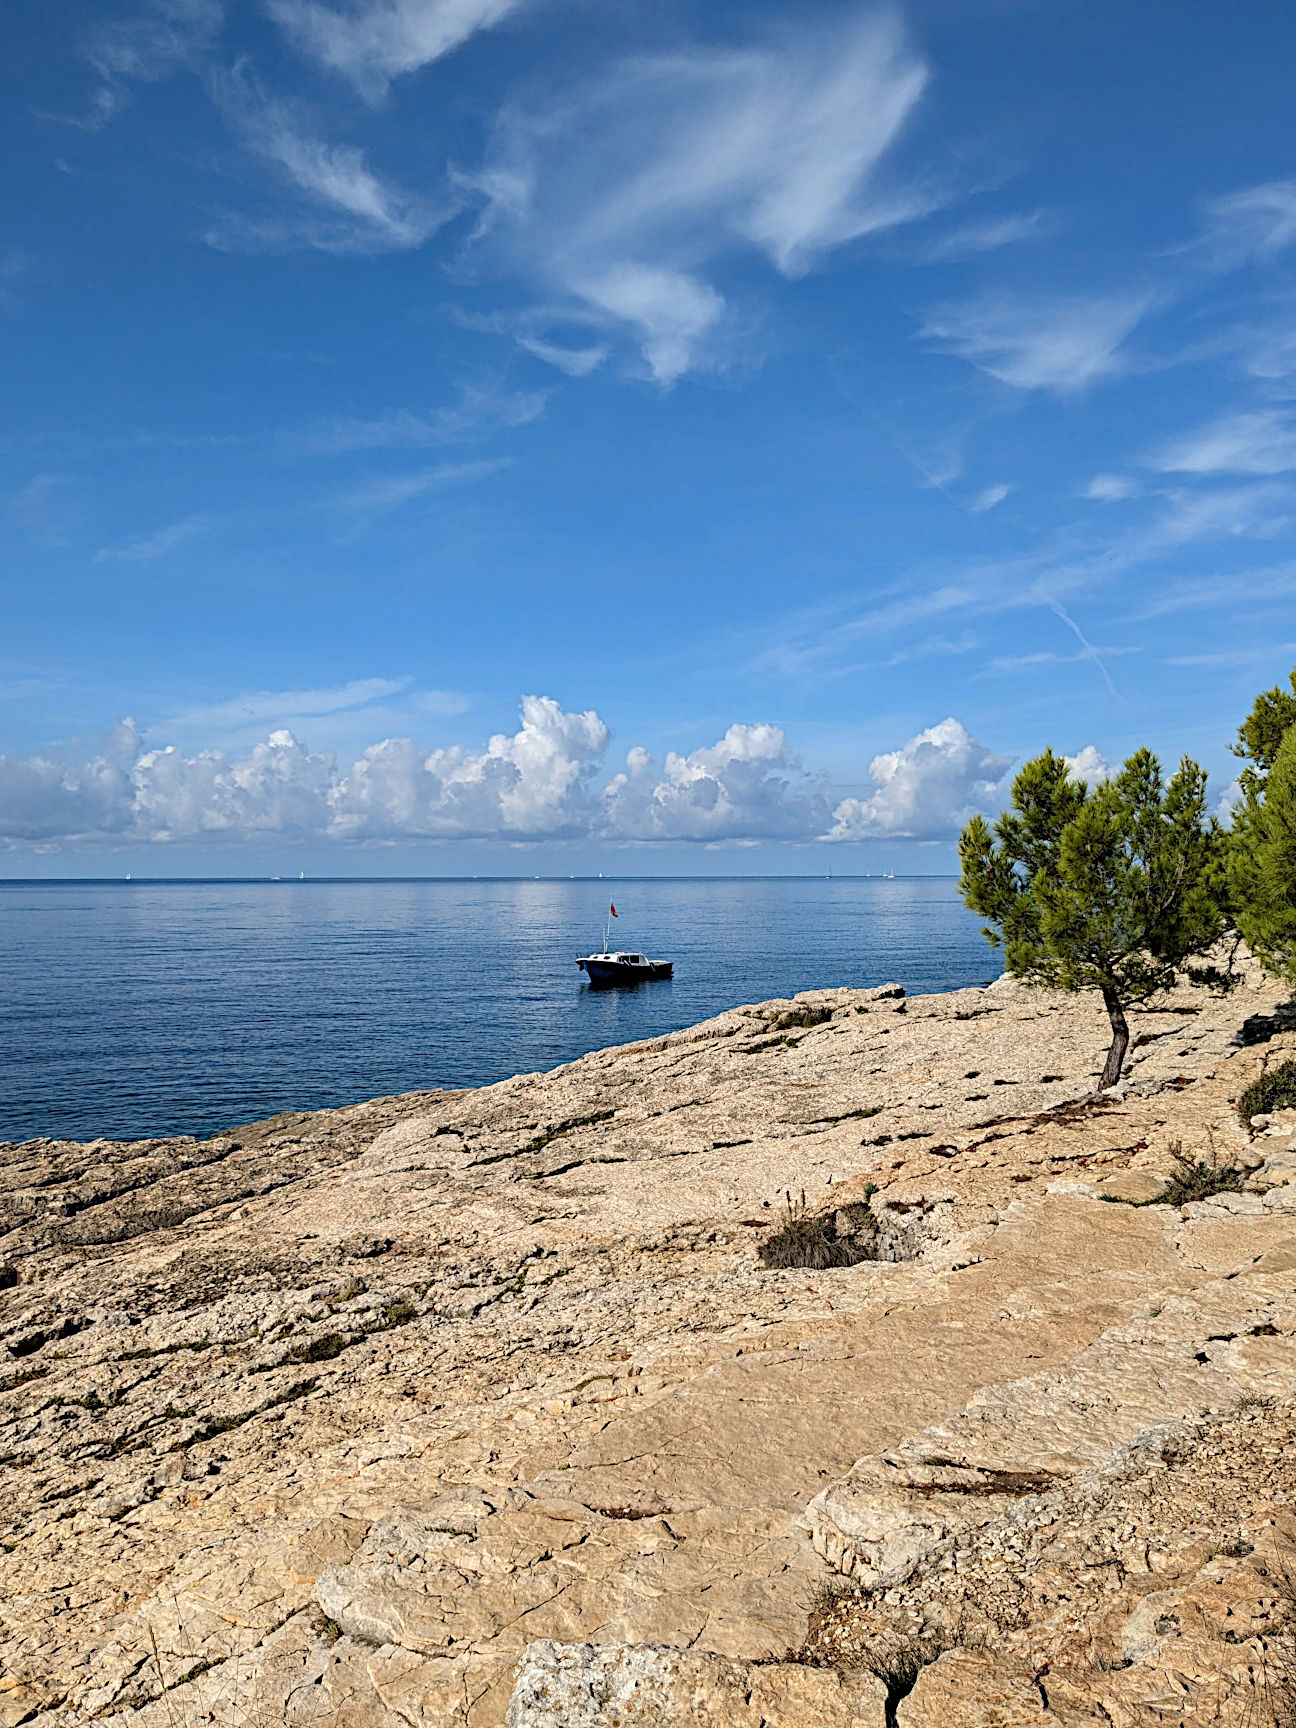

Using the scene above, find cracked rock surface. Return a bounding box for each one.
[3,962,1296,1726]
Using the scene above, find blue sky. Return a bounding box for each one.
[3,0,1296,874]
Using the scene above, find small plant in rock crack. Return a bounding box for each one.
[803,1572,862,1619]
[1102,1138,1248,1208]
[757,1191,878,1271]
[1158,1141,1249,1205]
[862,1631,955,1722]
[1239,1058,1296,1127]
[768,1004,834,1032]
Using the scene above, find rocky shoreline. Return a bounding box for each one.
[4,961,1296,1726]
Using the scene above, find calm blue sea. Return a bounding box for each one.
[0,878,998,1145]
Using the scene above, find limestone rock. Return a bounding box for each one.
[505,1641,887,1727]
[3,957,1295,1728]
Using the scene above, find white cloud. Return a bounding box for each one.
[1084,472,1138,502]
[1,702,1013,851]
[969,483,1010,513]
[602,724,830,842]
[921,290,1153,393]
[570,266,726,387]
[78,0,221,127]
[212,70,443,252]
[1199,178,1296,268]
[338,457,513,514]
[921,209,1050,261]
[132,730,338,839]
[1063,744,1110,785]
[0,698,611,846]
[515,336,608,377]
[470,8,931,380]
[825,718,1013,841]
[295,385,549,454]
[1166,642,1296,669]
[166,677,415,732]
[1133,562,1296,618]
[0,722,143,843]
[330,695,611,838]
[93,514,211,563]
[1150,408,1296,476]
[267,0,523,102]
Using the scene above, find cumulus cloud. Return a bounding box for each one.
[1150,408,1296,477]
[921,290,1153,394]
[825,718,1013,841]
[0,722,143,844]
[602,724,830,842]
[1063,744,1111,786]
[0,698,611,846]
[0,703,1029,851]
[267,0,524,103]
[331,695,610,838]
[469,8,931,381]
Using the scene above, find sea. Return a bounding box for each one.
[0,877,999,1145]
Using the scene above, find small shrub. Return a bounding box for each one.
[757,1193,877,1270]
[804,1573,860,1618]
[769,1005,834,1032]
[1101,1141,1248,1208]
[1238,1058,1296,1126]
[287,1331,353,1365]
[1159,1145,1248,1205]
[863,1633,951,1716]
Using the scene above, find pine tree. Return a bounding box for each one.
[1231,710,1296,985]
[960,748,1224,1090]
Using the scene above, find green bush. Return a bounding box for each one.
[1238,1058,1296,1126]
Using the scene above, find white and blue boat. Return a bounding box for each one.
[577,905,672,985]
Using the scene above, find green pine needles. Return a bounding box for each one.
[959,749,1224,1090]
[1229,669,1296,986]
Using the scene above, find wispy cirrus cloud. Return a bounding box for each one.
[1165,642,1296,669]
[210,68,445,252]
[294,383,549,453]
[336,456,513,514]
[1084,472,1139,502]
[70,0,222,129]
[921,289,1154,393]
[468,7,934,382]
[267,0,525,103]
[1149,408,1296,476]
[1196,177,1296,269]
[1130,561,1296,619]
[920,208,1051,262]
[93,514,212,563]
[166,676,413,731]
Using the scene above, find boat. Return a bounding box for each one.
[577,904,672,985]
[577,949,673,985]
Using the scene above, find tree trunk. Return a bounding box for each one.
[1098,983,1129,1090]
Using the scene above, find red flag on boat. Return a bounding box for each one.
[609,903,618,917]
